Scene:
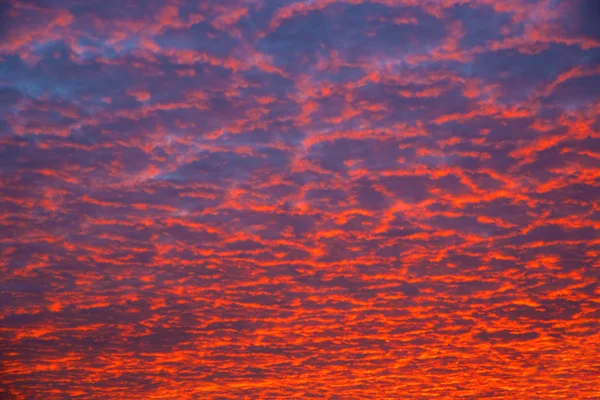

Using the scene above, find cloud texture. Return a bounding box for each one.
[1,0,599,398]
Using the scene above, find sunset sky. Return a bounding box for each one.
[1,0,600,398]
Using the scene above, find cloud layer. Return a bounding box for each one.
[1,0,599,398]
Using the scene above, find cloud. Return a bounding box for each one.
[1,0,599,398]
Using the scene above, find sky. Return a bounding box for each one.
[0,0,599,398]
